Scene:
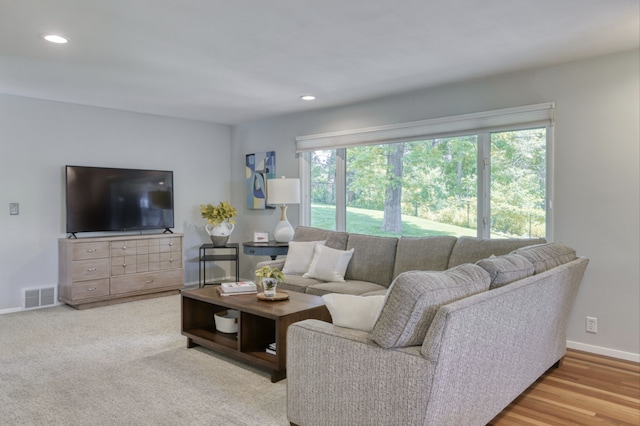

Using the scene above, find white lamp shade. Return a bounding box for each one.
[267,177,301,205]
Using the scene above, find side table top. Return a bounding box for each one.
[201,243,239,249]
[243,241,289,247]
[243,241,289,259]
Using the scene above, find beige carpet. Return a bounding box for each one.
[0,295,288,425]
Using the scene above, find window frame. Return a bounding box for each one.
[297,104,554,239]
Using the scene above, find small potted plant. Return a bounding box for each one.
[255,265,285,298]
[200,201,238,246]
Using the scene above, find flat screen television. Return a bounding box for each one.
[65,165,174,235]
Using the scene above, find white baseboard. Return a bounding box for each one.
[0,306,23,315]
[0,300,64,316]
[567,340,639,363]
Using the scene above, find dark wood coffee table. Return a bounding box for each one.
[181,286,330,382]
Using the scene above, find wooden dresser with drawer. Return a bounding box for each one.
[58,233,183,309]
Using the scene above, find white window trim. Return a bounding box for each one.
[478,132,491,238]
[546,124,555,240]
[296,103,554,153]
[298,153,311,226]
[298,104,554,239]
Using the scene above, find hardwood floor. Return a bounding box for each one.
[489,349,640,425]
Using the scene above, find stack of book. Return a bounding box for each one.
[265,342,276,355]
[216,281,257,296]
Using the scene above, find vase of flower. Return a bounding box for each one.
[201,201,238,247]
[261,277,278,297]
[205,221,234,247]
[255,265,285,298]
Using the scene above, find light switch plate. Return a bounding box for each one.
[10,203,19,215]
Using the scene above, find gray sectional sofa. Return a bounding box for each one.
[257,226,546,296]
[279,227,588,426]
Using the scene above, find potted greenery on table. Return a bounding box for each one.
[200,201,238,247]
[255,265,285,298]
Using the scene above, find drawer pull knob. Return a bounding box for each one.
[122,246,127,250]
[169,242,173,246]
[122,263,127,267]
[87,267,97,272]
[145,280,154,284]
[87,287,96,291]
[87,249,97,253]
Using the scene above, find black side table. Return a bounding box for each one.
[199,243,240,287]
[243,241,289,260]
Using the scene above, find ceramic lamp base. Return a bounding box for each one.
[273,220,294,242]
[273,205,294,242]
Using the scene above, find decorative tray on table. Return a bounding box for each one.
[257,292,289,301]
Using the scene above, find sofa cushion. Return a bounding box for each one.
[306,280,388,296]
[371,264,490,349]
[393,236,458,279]
[511,243,577,274]
[476,254,535,289]
[448,236,546,268]
[360,289,389,296]
[322,294,386,332]
[278,274,324,293]
[282,240,326,274]
[304,244,354,282]
[344,234,398,286]
[292,226,349,250]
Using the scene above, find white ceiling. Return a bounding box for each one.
[1,0,638,125]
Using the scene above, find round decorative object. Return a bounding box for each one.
[257,291,289,301]
[214,309,239,333]
[206,220,234,247]
[261,277,278,297]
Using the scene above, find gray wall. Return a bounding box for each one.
[0,95,232,310]
[231,49,640,360]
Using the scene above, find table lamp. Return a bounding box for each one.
[267,176,301,242]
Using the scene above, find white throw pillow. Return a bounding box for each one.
[304,244,354,282]
[322,294,385,332]
[282,240,326,274]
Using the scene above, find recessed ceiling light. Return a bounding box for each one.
[300,95,316,101]
[41,34,69,44]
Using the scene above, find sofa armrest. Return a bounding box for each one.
[417,257,589,426]
[256,258,285,270]
[287,319,435,426]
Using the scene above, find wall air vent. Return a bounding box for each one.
[23,287,56,309]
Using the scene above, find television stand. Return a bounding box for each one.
[67,233,78,239]
[163,228,174,234]
[58,233,184,309]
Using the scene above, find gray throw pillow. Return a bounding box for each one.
[511,243,576,274]
[371,264,490,348]
[476,254,535,289]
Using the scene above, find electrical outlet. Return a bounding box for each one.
[586,316,598,333]
[9,203,19,215]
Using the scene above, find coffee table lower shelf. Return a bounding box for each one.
[181,287,330,382]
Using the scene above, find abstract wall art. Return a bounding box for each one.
[246,151,276,209]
